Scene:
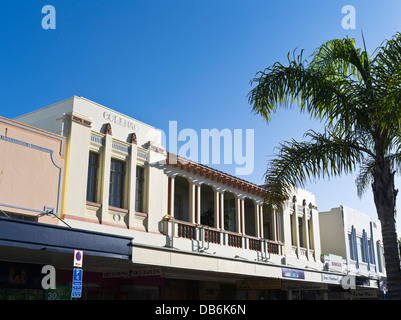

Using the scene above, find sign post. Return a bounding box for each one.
[71,250,83,299]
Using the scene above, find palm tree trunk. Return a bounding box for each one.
[372,159,401,300]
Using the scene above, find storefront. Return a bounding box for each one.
[0,216,133,300]
[236,278,286,300]
[282,281,328,300]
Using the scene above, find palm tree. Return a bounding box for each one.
[248,33,401,299]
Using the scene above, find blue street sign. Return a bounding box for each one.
[71,268,83,298]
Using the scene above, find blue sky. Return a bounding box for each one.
[1,1,401,231]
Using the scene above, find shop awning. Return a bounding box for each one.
[0,216,133,271]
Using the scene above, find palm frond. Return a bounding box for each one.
[356,159,375,198]
[264,130,365,210]
[248,50,355,127]
[309,37,371,84]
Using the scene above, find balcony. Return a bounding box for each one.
[163,217,283,257]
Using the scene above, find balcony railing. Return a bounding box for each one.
[227,232,242,248]
[204,228,221,245]
[248,236,262,251]
[177,221,196,240]
[168,218,282,255]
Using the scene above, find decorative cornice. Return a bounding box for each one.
[166,152,266,197]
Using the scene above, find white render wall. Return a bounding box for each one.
[320,205,386,278]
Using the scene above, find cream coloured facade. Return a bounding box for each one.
[12,95,382,299]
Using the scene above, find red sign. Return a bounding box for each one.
[73,250,83,268]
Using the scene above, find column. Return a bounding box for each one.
[294,201,300,250]
[236,197,245,234]
[304,207,310,260]
[167,175,175,217]
[128,141,137,228]
[195,184,201,224]
[100,129,112,223]
[189,181,201,224]
[213,189,220,229]
[254,201,260,238]
[258,204,264,239]
[219,192,224,230]
[272,209,277,241]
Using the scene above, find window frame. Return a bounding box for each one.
[135,165,145,213]
[86,151,100,203]
[109,158,126,209]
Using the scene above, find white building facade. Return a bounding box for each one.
[320,205,387,299]
[12,96,378,299]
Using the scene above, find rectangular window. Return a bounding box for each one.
[276,211,284,243]
[290,213,296,246]
[87,152,99,203]
[109,158,126,208]
[368,238,375,265]
[357,236,368,263]
[298,217,304,248]
[308,218,314,249]
[349,233,356,260]
[135,166,145,212]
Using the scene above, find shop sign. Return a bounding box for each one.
[102,268,162,279]
[236,279,282,290]
[46,286,72,300]
[282,268,305,280]
[321,273,341,284]
[350,289,378,299]
[323,254,343,272]
[282,282,328,291]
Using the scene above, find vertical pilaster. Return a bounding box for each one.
[62,112,92,220]
[304,207,310,259]
[128,142,137,228]
[100,130,112,223]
